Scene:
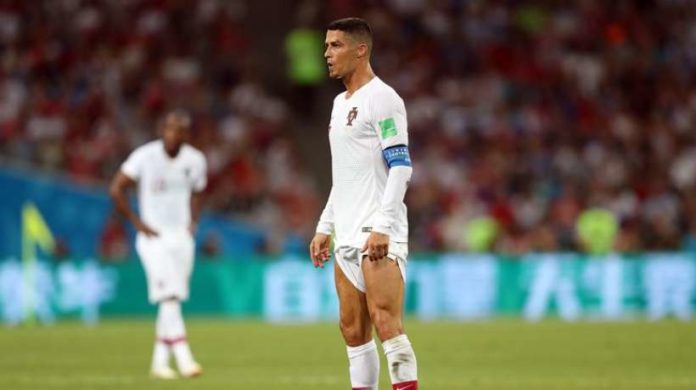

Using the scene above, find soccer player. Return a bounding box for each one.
[309,18,418,390]
[110,110,206,379]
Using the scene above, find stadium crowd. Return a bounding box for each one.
[0,0,321,254]
[2,0,696,255]
[335,0,696,254]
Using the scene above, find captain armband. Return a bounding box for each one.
[382,145,412,168]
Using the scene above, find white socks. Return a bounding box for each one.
[153,300,196,370]
[151,341,170,369]
[346,339,380,389]
[346,335,418,389]
[382,334,418,387]
[172,341,195,369]
[158,300,186,339]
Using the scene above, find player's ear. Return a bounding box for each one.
[356,42,368,59]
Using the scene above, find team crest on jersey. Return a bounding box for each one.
[346,107,358,126]
[183,167,191,177]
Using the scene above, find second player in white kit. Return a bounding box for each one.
[123,139,206,303]
[110,111,206,380]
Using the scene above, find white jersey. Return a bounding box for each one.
[121,140,207,232]
[321,77,409,247]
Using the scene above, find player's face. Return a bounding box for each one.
[324,30,358,79]
[161,114,189,155]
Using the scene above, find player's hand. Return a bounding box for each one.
[135,220,159,238]
[309,233,331,268]
[362,232,389,261]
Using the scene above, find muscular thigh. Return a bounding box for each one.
[362,256,405,340]
[335,263,372,346]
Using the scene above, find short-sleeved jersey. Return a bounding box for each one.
[121,140,207,232]
[328,77,409,247]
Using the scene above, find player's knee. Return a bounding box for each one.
[371,309,403,342]
[339,318,371,346]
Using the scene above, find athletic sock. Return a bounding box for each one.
[159,300,196,368]
[151,341,170,370]
[171,340,195,369]
[382,334,418,389]
[346,339,380,390]
[152,304,171,369]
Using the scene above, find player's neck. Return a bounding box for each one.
[163,144,181,159]
[343,64,375,98]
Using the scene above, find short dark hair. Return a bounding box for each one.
[327,17,373,51]
[162,109,192,129]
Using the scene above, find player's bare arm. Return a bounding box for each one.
[312,185,335,268]
[109,171,159,238]
[309,232,331,268]
[189,191,203,235]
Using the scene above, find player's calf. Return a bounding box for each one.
[369,307,403,342]
[339,318,373,346]
[368,309,418,388]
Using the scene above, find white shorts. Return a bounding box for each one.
[135,229,195,304]
[334,242,408,293]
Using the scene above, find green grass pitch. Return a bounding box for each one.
[1,319,694,389]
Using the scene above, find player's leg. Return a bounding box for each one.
[166,231,201,377]
[150,298,176,379]
[335,257,380,390]
[363,255,418,389]
[136,234,177,379]
[158,297,201,377]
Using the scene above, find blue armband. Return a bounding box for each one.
[383,145,412,168]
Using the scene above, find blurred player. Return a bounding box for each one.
[110,110,206,379]
[309,18,418,390]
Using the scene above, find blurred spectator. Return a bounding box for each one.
[200,230,222,258]
[285,0,325,117]
[576,208,619,255]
